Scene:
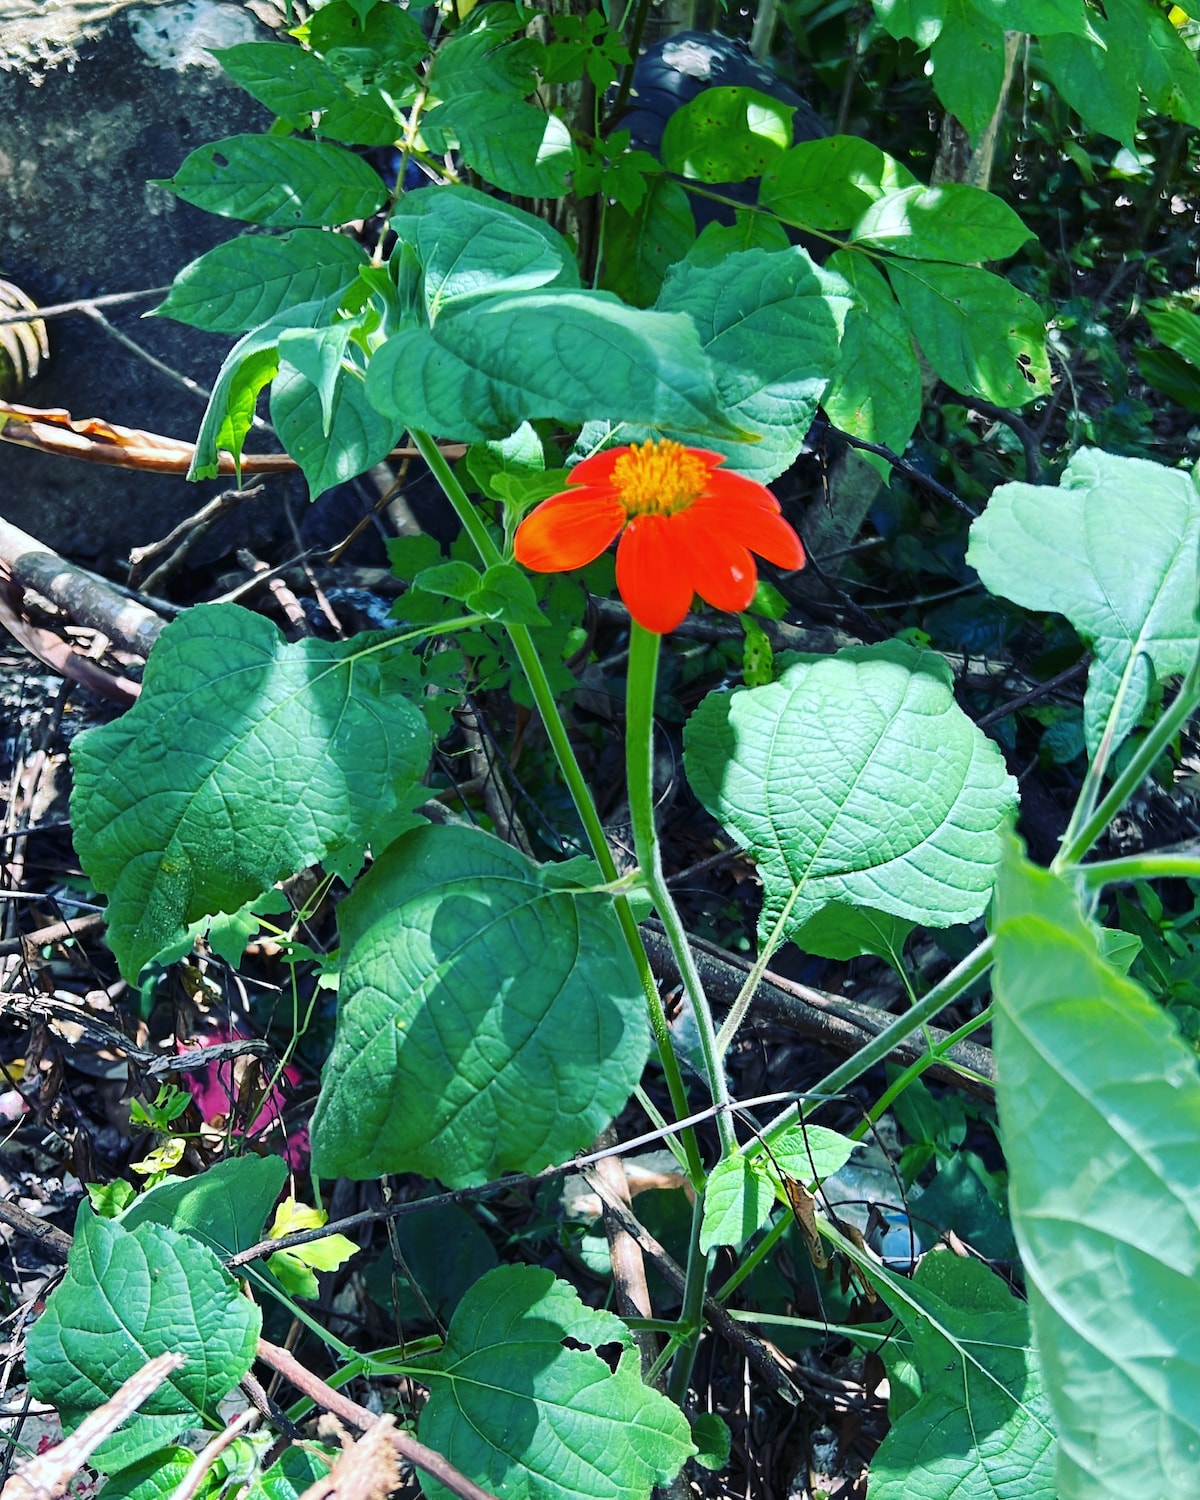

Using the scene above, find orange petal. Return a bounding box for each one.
[566,447,626,486]
[704,468,785,512]
[616,515,696,633]
[670,508,758,613]
[514,491,625,573]
[692,493,806,571]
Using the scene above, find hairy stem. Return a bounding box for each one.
[411,431,704,1183]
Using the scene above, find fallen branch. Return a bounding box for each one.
[255,1338,501,1500]
[0,1354,184,1500]
[0,403,466,476]
[641,921,995,1099]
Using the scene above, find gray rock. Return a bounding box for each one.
[0,1,285,568]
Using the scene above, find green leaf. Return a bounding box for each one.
[701,1123,856,1251]
[689,1413,731,1472]
[317,87,404,147]
[686,208,791,268]
[888,257,1050,406]
[965,0,1096,35]
[850,183,1032,261]
[1138,0,1200,125]
[929,0,1009,143]
[87,1179,136,1218]
[1040,27,1139,145]
[992,845,1200,1499]
[601,177,696,307]
[791,904,914,966]
[310,825,651,1185]
[412,1265,693,1500]
[394,186,579,320]
[244,1448,336,1500]
[872,0,946,45]
[365,289,742,444]
[364,1202,500,1323]
[100,1448,222,1500]
[271,355,404,498]
[214,41,346,115]
[823,249,922,457]
[119,1153,286,1258]
[71,604,431,980]
[426,6,539,103]
[660,85,794,183]
[26,1207,260,1472]
[155,135,385,227]
[153,230,366,335]
[966,449,1200,754]
[308,0,426,74]
[684,641,1017,946]
[868,1250,1056,1499]
[1145,300,1200,370]
[468,562,547,626]
[429,94,576,198]
[654,247,851,482]
[759,135,919,232]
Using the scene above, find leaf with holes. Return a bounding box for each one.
[71,604,431,979]
[310,824,650,1185]
[684,641,1017,948]
[410,1265,693,1500]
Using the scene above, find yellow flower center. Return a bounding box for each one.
[610,439,709,517]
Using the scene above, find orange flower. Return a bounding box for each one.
[513,440,805,635]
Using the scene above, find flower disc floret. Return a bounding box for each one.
[514,440,805,635]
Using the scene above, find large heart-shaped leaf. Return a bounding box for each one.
[684,641,1017,946]
[967,448,1200,755]
[26,1208,260,1473]
[869,1250,1057,1499]
[653,247,851,482]
[72,604,431,980]
[411,1265,693,1500]
[366,289,740,443]
[310,825,650,1185]
[991,845,1200,1500]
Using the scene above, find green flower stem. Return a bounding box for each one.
[627,623,736,1156]
[1054,642,1200,873]
[411,430,704,1184]
[750,935,996,1153]
[1079,852,1200,890]
[666,1192,713,1406]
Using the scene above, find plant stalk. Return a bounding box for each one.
[411,431,704,1184]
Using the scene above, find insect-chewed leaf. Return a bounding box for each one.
[0,277,48,397]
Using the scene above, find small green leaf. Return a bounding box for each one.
[660,85,794,183]
[271,355,403,499]
[792,904,914,967]
[100,1448,223,1500]
[26,1207,260,1472]
[686,209,791,268]
[365,1202,500,1323]
[701,1124,855,1251]
[72,605,431,980]
[153,230,366,335]
[965,0,1096,36]
[684,641,1017,946]
[689,1413,731,1471]
[87,1180,136,1218]
[929,0,1009,143]
[741,614,773,686]
[850,183,1032,261]
[428,94,576,198]
[412,1265,694,1500]
[871,0,946,45]
[759,135,918,231]
[966,449,1200,753]
[214,41,346,115]
[992,844,1200,1499]
[888,257,1050,406]
[311,825,651,1185]
[244,1448,336,1500]
[365,290,741,444]
[156,135,385,227]
[119,1153,287,1258]
[654,247,851,482]
[468,562,547,626]
[869,1250,1056,1499]
[1040,23,1139,145]
[601,177,696,307]
[413,560,482,599]
[824,249,922,458]
[394,186,579,320]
